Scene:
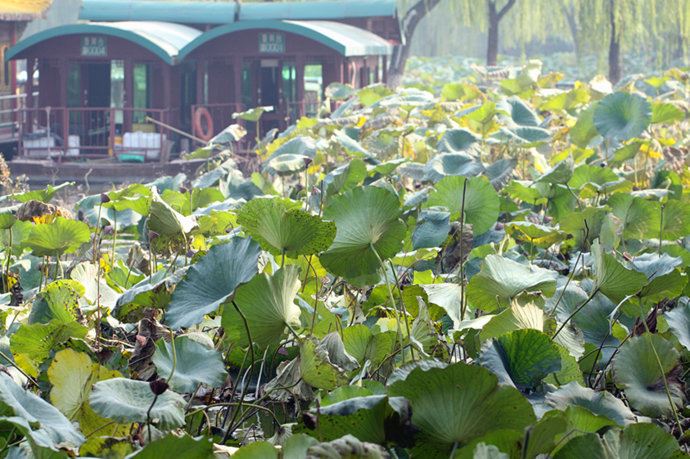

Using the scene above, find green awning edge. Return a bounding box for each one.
[7,23,177,64]
[179,20,392,60]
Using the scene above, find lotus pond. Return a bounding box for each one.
[0,63,689,458]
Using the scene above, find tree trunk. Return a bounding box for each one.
[485,0,517,67]
[486,2,499,66]
[388,0,443,87]
[608,0,621,83]
[561,4,581,62]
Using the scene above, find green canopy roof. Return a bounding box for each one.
[80,0,397,24]
[7,21,201,64]
[179,20,393,59]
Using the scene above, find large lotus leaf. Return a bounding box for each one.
[305,434,389,459]
[570,104,598,147]
[10,182,73,204]
[423,153,484,182]
[0,211,16,230]
[479,329,561,390]
[545,382,636,426]
[420,283,463,328]
[283,434,319,459]
[302,395,388,443]
[0,372,85,451]
[237,197,335,257]
[555,424,682,459]
[536,158,574,185]
[10,320,87,377]
[28,280,83,324]
[320,187,406,285]
[505,221,566,247]
[165,237,260,329]
[147,190,197,237]
[90,378,186,429]
[387,362,535,454]
[412,209,451,250]
[609,423,682,458]
[437,129,479,153]
[594,92,651,140]
[113,269,184,322]
[23,217,90,257]
[666,304,690,351]
[661,199,690,240]
[613,334,683,417]
[71,262,119,310]
[152,336,228,393]
[223,265,301,350]
[466,255,557,312]
[424,176,500,235]
[498,97,540,126]
[553,433,607,459]
[264,136,316,165]
[592,241,647,303]
[47,349,127,436]
[125,434,214,459]
[301,333,359,391]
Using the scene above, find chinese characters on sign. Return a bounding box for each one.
[81,36,107,57]
[259,32,285,53]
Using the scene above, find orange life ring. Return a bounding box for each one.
[193,107,214,142]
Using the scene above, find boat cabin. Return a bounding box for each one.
[6,0,399,162]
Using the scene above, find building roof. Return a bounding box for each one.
[179,19,393,59]
[79,0,397,25]
[6,21,201,64]
[0,0,53,21]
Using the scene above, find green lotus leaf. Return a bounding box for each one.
[666,303,690,351]
[70,261,119,310]
[555,423,682,459]
[437,128,480,153]
[651,101,685,124]
[165,237,260,329]
[320,187,406,285]
[301,333,359,391]
[536,157,574,185]
[233,105,272,122]
[423,153,484,182]
[283,434,319,459]
[387,362,535,454]
[152,336,228,393]
[125,434,214,459]
[237,197,336,257]
[613,334,683,417]
[569,104,598,147]
[545,381,636,426]
[147,190,197,237]
[592,240,648,303]
[113,269,184,322]
[594,92,651,140]
[466,255,557,312]
[412,209,451,249]
[48,349,128,437]
[0,372,84,452]
[90,378,186,429]
[0,211,16,230]
[23,217,90,257]
[479,329,561,391]
[10,320,88,377]
[10,182,73,204]
[424,176,499,235]
[222,265,301,350]
[28,279,83,324]
[302,395,388,443]
[499,97,540,126]
[505,221,566,247]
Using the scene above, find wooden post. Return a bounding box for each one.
[58,60,68,157]
[124,59,133,134]
[161,65,172,162]
[296,55,305,118]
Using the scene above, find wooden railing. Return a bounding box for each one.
[18,106,177,162]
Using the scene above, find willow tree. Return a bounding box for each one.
[574,0,690,82]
